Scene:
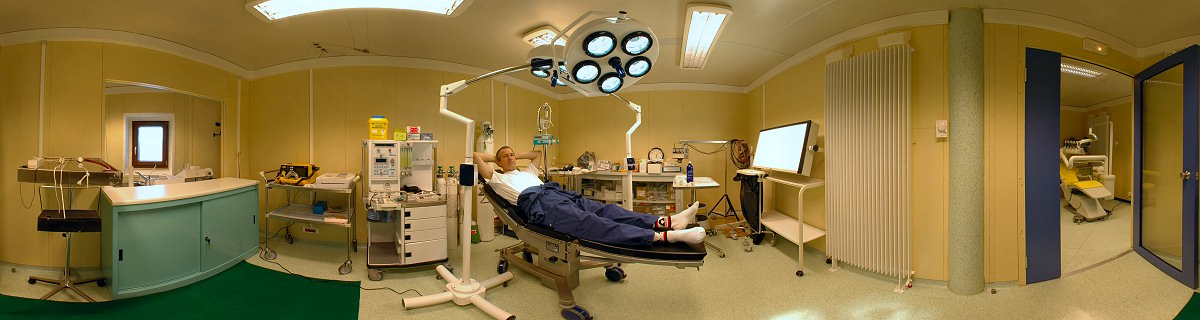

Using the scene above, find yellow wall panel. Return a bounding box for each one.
[1,41,246,268]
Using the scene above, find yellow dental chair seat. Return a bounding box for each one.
[1060,164,1112,222]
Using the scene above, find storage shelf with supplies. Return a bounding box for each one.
[259,170,360,275]
[574,171,682,215]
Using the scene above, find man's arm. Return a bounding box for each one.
[516,149,543,170]
[473,152,497,180]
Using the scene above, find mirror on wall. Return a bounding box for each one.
[103,81,222,186]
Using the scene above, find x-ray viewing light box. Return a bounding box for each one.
[752,120,818,175]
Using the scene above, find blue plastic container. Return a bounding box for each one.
[313,201,328,215]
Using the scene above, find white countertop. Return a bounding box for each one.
[674,176,719,189]
[102,177,258,206]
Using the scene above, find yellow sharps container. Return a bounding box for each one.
[368,115,389,140]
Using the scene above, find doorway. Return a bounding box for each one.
[1057,57,1132,276]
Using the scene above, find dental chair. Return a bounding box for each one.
[481,183,706,320]
[1059,133,1114,223]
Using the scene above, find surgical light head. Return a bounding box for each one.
[527,11,659,97]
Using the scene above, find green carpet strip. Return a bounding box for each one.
[0,262,359,320]
[1177,292,1200,319]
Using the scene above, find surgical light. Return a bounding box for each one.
[248,0,467,21]
[584,31,617,58]
[1061,63,1104,79]
[622,31,653,55]
[681,4,732,69]
[599,73,623,94]
[531,69,549,78]
[626,57,651,77]
[573,61,600,84]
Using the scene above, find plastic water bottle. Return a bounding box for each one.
[686,162,694,184]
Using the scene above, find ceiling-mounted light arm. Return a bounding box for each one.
[441,63,531,164]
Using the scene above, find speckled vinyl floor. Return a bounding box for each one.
[0,231,1193,319]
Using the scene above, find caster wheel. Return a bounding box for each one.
[497,259,509,274]
[27,278,35,285]
[263,249,278,261]
[285,234,294,244]
[604,267,626,282]
[731,233,738,240]
[97,279,106,287]
[523,251,534,263]
[769,238,777,246]
[796,270,804,277]
[718,252,726,258]
[561,305,593,320]
[503,281,509,287]
[339,262,352,275]
[368,269,383,281]
[826,258,833,264]
[443,263,455,273]
[743,238,751,246]
[744,246,753,252]
[353,240,359,252]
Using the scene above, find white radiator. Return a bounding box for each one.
[824,44,913,290]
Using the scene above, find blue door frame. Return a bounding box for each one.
[1025,48,1062,284]
[1133,45,1200,289]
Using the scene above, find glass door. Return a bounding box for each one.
[1134,45,1199,288]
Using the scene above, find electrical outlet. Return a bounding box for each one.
[303,226,319,234]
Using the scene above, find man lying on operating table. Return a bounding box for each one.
[475,146,706,247]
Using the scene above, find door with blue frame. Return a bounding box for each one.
[1134,45,1199,289]
[1025,48,1062,283]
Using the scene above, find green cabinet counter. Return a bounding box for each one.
[100,178,259,299]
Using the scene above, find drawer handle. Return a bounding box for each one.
[404,252,412,257]
[404,223,410,229]
[119,249,123,261]
[404,211,411,217]
[205,237,211,244]
[404,235,411,241]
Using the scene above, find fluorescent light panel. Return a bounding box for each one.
[681,4,731,69]
[523,26,567,47]
[1060,63,1104,79]
[251,0,465,20]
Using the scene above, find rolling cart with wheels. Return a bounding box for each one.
[260,170,359,275]
[365,198,450,281]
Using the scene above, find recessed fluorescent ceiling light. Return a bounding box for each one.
[251,0,466,21]
[523,26,567,47]
[681,4,731,69]
[1060,63,1104,78]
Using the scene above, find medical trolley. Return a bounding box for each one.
[259,170,360,275]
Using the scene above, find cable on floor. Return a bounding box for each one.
[256,224,422,297]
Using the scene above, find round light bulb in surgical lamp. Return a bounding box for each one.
[573,61,601,84]
[598,72,623,94]
[531,69,550,78]
[626,56,651,78]
[621,31,653,55]
[583,31,616,58]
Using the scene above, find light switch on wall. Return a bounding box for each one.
[936,120,948,138]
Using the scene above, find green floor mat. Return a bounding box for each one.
[0,262,359,320]
[1177,292,1200,319]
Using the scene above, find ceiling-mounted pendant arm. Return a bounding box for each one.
[441,63,532,162]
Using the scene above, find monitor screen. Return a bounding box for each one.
[751,120,813,174]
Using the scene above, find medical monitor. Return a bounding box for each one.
[751,120,818,175]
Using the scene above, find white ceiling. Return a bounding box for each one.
[1061,59,1131,110]
[2,0,1198,91]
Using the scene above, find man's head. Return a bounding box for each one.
[495,146,517,172]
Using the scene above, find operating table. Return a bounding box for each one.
[481,183,706,320]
